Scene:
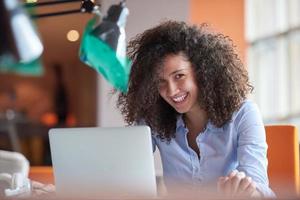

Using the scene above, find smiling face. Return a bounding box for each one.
[157,53,200,114]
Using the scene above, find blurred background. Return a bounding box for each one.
[0,0,299,169]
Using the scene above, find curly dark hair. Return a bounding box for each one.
[117,20,253,142]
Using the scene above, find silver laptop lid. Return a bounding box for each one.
[49,126,157,198]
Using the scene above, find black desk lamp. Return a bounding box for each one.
[80,1,130,92]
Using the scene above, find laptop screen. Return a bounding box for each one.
[49,126,157,198]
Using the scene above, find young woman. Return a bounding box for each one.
[117,21,275,198]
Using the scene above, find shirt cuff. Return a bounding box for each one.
[256,182,276,198]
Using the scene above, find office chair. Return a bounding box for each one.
[265,125,300,196]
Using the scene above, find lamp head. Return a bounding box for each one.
[91,1,129,51]
[79,1,131,92]
[0,0,43,66]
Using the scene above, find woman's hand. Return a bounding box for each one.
[217,170,261,198]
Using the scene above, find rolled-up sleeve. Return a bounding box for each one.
[236,103,276,198]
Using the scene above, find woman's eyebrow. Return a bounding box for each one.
[169,69,186,76]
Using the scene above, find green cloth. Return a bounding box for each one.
[0,58,43,76]
[79,18,131,93]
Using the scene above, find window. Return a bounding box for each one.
[246,0,300,130]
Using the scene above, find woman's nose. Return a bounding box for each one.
[167,82,179,96]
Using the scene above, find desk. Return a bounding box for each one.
[27,167,300,199]
[29,166,54,184]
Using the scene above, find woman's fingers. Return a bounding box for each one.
[217,176,228,193]
[244,181,257,197]
[239,176,252,192]
[218,170,259,198]
[236,176,252,196]
[230,171,246,195]
[228,170,238,178]
[223,173,236,195]
[222,170,239,195]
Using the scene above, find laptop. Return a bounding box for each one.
[49,126,157,198]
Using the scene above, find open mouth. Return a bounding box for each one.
[171,93,188,103]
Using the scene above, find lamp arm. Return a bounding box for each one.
[30,9,82,19]
[24,0,82,8]
[24,0,98,19]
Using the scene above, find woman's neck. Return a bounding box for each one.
[184,105,208,134]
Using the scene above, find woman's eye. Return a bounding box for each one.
[175,74,185,79]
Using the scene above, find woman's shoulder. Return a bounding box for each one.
[230,99,263,126]
[235,99,260,116]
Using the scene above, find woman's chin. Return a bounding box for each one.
[174,106,189,114]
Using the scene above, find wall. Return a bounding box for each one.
[189,0,246,61]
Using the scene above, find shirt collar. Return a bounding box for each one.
[176,115,186,132]
[176,114,223,133]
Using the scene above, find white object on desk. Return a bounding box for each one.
[1,173,31,197]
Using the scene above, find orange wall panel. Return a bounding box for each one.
[189,0,246,62]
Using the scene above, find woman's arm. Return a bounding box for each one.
[218,101,275,198]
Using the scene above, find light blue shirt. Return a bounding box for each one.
[150,100,275,197]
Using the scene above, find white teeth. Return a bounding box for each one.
[172,94,187,103]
